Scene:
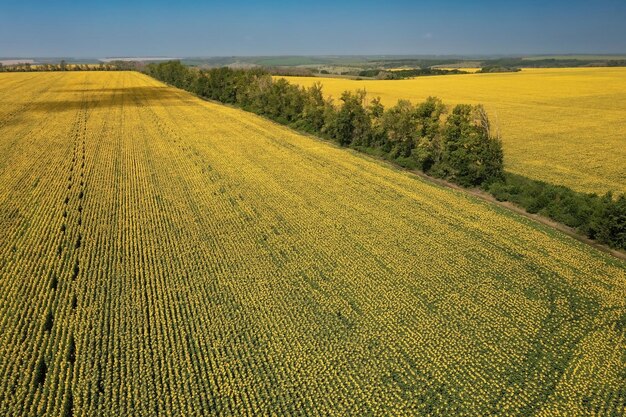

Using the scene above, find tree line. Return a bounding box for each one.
[477,66,521,73]
[0,60,143,72]
[480,57,626,69]
[358,68,468,79]
[145,61,625,251]
[146,61,504,187]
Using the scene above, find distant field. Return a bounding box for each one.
[0,72,625,416]
[282,68,626,195]
[435,67,482,73]
[386,67,482,73]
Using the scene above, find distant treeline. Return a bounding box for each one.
[367,57,626,71]
[265,67,468,79]
[358,68,468,79]
[373,59,468,69]
[483,58,626,68]
[0,60,143,72]
[145,61,625,250]
[477,66,521,73]
[266,66,317,77]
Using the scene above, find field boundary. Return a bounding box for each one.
[326,137,626,262]
[407,169,626,261]
[158,76,626,262]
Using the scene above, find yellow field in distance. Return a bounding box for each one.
[0,72,624,415]
[281,68,626,195]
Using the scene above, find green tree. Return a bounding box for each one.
[298,82,326,133]
[382,100,418,157]
[440,104,503,186]
[367,97,386,147]
[334,90,370,146]
[593,194,626,248]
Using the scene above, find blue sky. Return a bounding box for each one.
[1,0,625,57]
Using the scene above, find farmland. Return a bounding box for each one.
[0,71,625,416]
[281,68,626,195]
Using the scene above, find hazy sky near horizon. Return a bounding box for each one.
[1,0,625,57]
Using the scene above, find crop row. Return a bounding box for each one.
[0,72,624,416]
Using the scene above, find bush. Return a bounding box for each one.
[487,174,626,249]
